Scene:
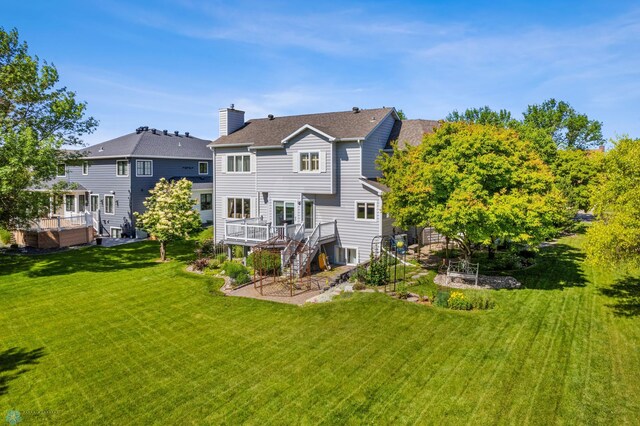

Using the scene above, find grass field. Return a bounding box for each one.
[1,234,639,424]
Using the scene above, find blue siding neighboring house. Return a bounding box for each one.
[54,127,213,238]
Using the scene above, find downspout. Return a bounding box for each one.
[210,146,216,241]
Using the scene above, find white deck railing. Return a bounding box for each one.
[224,218,299,243]
[28,213,92,231]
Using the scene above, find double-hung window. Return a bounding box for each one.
[300,152,320,172]
[104,195,115,214]
[356,202,376,220]
[116,160,128,176]
[90,194,99,212]
[226,198,251,218]
[82,161,89,175]
[200,193,212,210]
[136,160,153,177]
[64,195,76,213]
[198,161,209,175]
[226,155,251,173]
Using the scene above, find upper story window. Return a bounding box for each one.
[57,164,66,177]
[104,195,115,214]
[116,160,128,176]
[82,161,89,175]
[356,201,376,220]
[300,152,320,172]
[136,160,153,177]
[226,155,251,173]
[198,161,209,175]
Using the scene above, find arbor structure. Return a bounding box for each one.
[134,178,202,261]
[586,137,640,266]
[0,28,97,229]
[378,122,565,257]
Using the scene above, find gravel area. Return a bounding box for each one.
[434,273,521,290]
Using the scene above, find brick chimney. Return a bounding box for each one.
[219,104,245,137]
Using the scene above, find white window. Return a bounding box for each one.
[78,194,87,212]
[226,155,251,173]
[116,160,128,176]
[82,161,89,175]
[90,194,99,212]
[110,227,122,238]
[335,247,358,265]
[136,160,153,177]
[300,152,320,172]
[200,193,212,210]
[355,201,376,220]
[104,195,115,214]
[226,197,251,218]
[198,161,209,175]
[64,195,76,213]
[57,164,66,177]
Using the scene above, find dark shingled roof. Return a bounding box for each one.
[209,108,395,148]
[360,178,389,193]
[386,119,440,149]
[78,129,211,159]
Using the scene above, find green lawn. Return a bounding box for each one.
[1,235,639,424]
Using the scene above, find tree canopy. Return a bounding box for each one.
[585,137,640,266]
[377,122,566,257]
[0,27,97,229]
[134,178,202,261]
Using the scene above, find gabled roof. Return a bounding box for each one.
[78,129,211,159]
[209,108,395,148]
[386,119,440,149]
[360,178,389,194]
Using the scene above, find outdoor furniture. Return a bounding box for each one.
[445,260,480,286]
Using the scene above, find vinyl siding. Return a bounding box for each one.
[55,159,132,235]
[256,130,334,194]
[361,112,396,178]
[214,146,257,242]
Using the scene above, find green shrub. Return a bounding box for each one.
[352,281,366,290]
[468,292,496,310]
[234,272,251,285]
[232,245,245,259]
[396,283,409,299]
[223,261,248,279]
[0,228,11,245]
[195,238,225,259]
[247,251,281,274]
[215,253,228,264]
[434,291,450,308]
[367,257,389,286]
[448,291,472,310]
[209,259,221,269]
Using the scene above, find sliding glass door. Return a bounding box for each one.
[273,201,295,226]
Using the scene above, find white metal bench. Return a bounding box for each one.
[445,260,480,286]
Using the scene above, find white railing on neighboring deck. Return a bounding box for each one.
[28,213,92,231]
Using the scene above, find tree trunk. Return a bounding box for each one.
[160,240,166,261]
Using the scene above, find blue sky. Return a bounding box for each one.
[4,0,640,145]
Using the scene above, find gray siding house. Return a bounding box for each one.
[210,106,435,270]
[54,127,213,238]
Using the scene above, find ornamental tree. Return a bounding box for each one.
[377,122,567,258]
[0,27,97,229]
[134,178,201,261]
[586,137,640,266]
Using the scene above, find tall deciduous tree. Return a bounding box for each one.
[378,122,566,257]
[0,27,97,229]
[134,178,202,261]
[586,137,640,266]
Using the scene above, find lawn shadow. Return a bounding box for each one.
[0,240,196,278]
[0,347,46,395]
[512,243,587,290]
[600,276,640,317]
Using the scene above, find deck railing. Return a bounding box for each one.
[28,213,92,231]
[224,218,299,243]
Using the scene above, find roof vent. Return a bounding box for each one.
[136,127,143,134]
[352,107,360,113]
[174,131,179,136]
[185,132,190,137]
[230,103,235,110]
[143,126,149,131]
[268,114,274,120]
[151,128,157,134]
[163,129,168,135]
[370,116,376,122]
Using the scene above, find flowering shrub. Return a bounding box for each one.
[448,291,473,310]
[191,258,209,272]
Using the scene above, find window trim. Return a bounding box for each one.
[299,151,321,173]
[109,227,122,238]
[116,160,129,177]
[135,159,153,177]
[90,194,99,212]
[64,194,76,214]
[198,161,209,175]
[82,161,89,175]
[354,201,376,221]
[226,154,251,174]
[104,195,115,215]
[225,197,252,219]
[335,246,359,266]
[57,163,66,177]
